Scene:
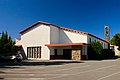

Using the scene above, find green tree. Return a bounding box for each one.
[110,33,120,50]
[0,32,18,58]
[88,42,103,59]
[91,42,103,54]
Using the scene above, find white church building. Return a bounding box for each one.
[15,21,109,60]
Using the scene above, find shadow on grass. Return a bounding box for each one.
[0,60,84,68]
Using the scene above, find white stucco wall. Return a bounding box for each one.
[20,24,50,60]
[50,25,59,43]
[110,45,120,55]
[114,46,120,55]
[59,30,88,44]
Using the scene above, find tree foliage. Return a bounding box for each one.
[0,32,18,57]
[88,42,103,59]
[110,33,120,50]
[88,42,115,60]
[91,42,103,54]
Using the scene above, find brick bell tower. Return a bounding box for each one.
[104,26,110,42]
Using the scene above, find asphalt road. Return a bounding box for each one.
[0,60,120,80]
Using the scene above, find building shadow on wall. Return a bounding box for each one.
[59,30,73,43]
[19,46,27,59]
[49,30,73,59]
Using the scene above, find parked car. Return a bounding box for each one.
[11,54,23,62]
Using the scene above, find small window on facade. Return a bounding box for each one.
[101,42,103,47]
[27,46,41,58]
[90,38,91,43]
[94,40,96,42]
[104,43,105,48]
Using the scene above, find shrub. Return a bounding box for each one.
[101,49,115,59]
[88,42,103,60]
[88,42,115,60]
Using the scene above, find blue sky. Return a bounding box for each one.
[0,0,120,40]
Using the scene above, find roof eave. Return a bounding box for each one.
[88,33,109,43]
[19,21,53,34]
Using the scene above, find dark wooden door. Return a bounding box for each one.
[63,49,72,59]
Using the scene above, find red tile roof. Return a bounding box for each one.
[45,43,90,47]
[19,21,87,34]
[19,21,108,43]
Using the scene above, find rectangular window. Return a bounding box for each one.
[54,49,57,56]
[89,38,91,44]
[27,46,41,58]
[94,40,96,42]
[104,43,105,48]
[101,42,103,48]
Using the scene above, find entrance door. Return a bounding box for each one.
[63,49,71,59]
